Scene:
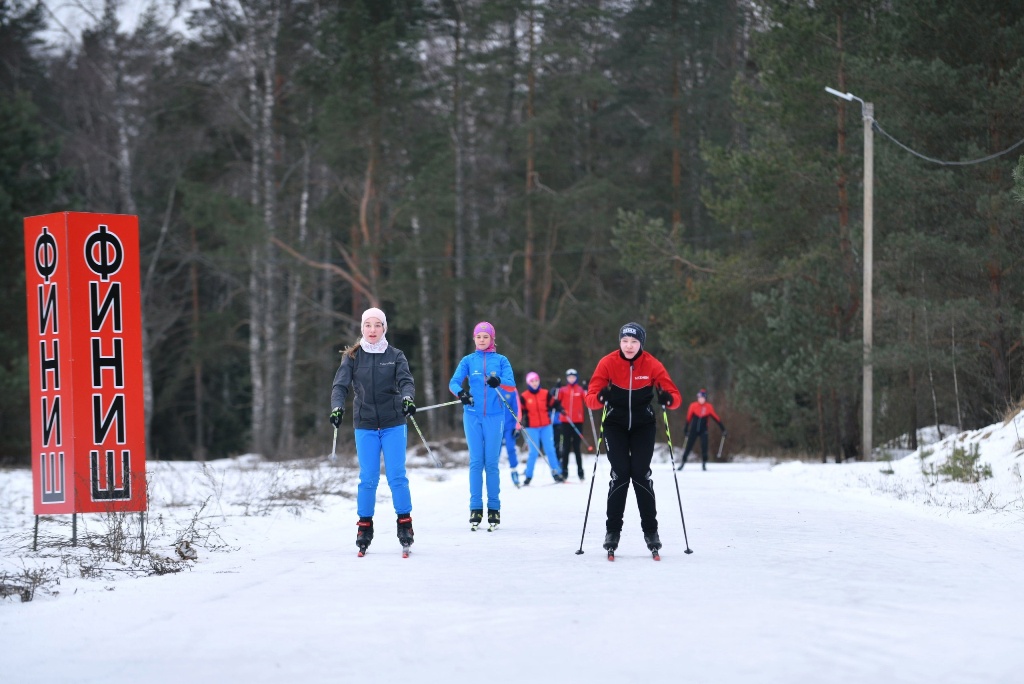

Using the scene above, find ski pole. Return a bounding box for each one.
[416,399,462,413]
[407,414,442,467]
[716,433,726,461]
[661,406,693,554]
[492,382,544,456]
[575,405,606,555]
[329,427,338,463]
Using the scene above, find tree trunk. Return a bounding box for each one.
[524,2,536,329]
[452,12,467,364]
[279,140,311,456]
[190,224,206,462]
[412,216,438,433]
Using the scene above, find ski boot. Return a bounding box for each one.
[603,530,620,561]
[552,471,566,483]
[470,509,484,531]
[487,510,500,532]
[523,476,532,486]
[578,467,585,482]
[511,471,520,488]
[644,531,662,561]
[397,515,414,557]
[356,517,374,556]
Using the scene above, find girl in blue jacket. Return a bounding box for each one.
[449,321,516,529]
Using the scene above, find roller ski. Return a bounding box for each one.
[470,509,483,531]
[603,530,619,562]
[397,515,414,558]
[487,510,500,532]
[645,532,662,561]
[356,517,373,557]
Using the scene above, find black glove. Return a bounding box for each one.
[486,375,501,388]
[402,397,416,416]
[581,379,588,390]
[720,424,727,436]
[458,388,474,405]
[597,387,610,405]
[657,389,673,407]
[329,407,344,427]
[552,399,564,413]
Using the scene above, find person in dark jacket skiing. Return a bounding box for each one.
[330,307,417,555]
[556,368,587,480]
[677,389,726,471]
[448,321,517,530]
[585,322,681,558]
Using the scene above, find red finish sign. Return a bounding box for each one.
[24,212,147,514]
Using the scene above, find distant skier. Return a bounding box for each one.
[556,368,587,481]
[677,389,726,471]
[330,307,417,556]
[449,322,517,530]
[586,322,681,559]
[519,372,566,485]
[498,383,523,487]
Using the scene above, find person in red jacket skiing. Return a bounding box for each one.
[677,388,726,471]
[585,322,681,557]
[556,368,587,481]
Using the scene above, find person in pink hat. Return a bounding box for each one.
[519,371,565,485]
[448,322,517,530]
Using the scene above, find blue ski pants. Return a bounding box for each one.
[355,425,411,518]
[464,411,504,511]
[524,425,563,478]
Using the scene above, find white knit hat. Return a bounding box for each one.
[361,307,387,332]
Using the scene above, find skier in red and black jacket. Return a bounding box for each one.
[585,322,681,557]
[677,388,725,471]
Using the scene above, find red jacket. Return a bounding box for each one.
[685,401,724,434]
[585,350,681,429]
[520,387,554,428]
[556,383,586,424]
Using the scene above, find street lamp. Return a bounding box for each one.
[826,86,874,461]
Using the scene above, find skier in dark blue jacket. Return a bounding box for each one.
[448,321,516,530]
[331,307,416,555]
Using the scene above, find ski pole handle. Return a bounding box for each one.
[329,427,338,463]
[716,434,726,460]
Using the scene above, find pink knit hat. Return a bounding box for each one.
[526,372,540,384]
[473,321,496,352]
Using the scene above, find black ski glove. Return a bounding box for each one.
[597,387,610,405]
[657,389,673,407]
[402,398,416,416]
[329,407,344,427]
[552,399,564,413]
[720,423,727,436]
[486,375,501,388]
[458,388,474,405]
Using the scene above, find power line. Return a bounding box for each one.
[872,119,1024,167]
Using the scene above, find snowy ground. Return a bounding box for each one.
[2,418,1023,684]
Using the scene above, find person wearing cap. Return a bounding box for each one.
[585,322,682,556]
[330,307,417,554]
[556,368,588,480]
[678,389,726,471]
[448,322,517,529]
[519,372,566,485]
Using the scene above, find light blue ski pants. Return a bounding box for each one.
[464,411,504,511]
[355,425,411,518]
[524,425,563,478]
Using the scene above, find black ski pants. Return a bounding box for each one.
[681,430,709,468]
[558,422,584,474]
[603,420,658,535]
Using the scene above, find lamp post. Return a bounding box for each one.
[826,86,874,461]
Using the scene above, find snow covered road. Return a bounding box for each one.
[3,460,1023,684]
